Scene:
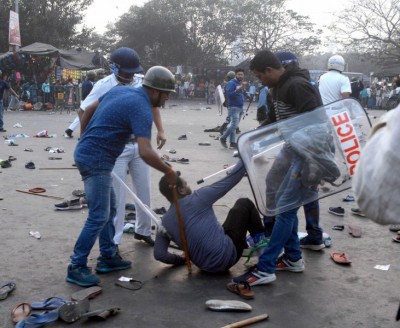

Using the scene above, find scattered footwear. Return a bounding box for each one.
[66,264,100,287]
[328,207,345,216]
[24,148,33,152]
[125,203,136,211]
[25,161,35,169]
[134,232,155,246]
[389,224,400,232]
[80,307,120,321]
[16,310,59,327]
[392,235,400,243]
[299,236,325,251]
[95,254,132,273]
[348,225,362,238]
[0,281,16,300]
[204,126,221,132]
[342,195,355,202]
[169,149,177,154]
[178,134,187,140]
[226,281,254,300]
[28,187,46,193]
[31,297,66,310]
[58,299,90,323]
[205,299,252,312]
[0,160,11,168]
[11,302,32,323]
[331,252,352,264]
[198,142,211,146]
[176,158,189,164]
[115,279,143,290]
[54,198,83,211]
[276,256,305,272]
[65,129,73,138]
[71,286,103,301]
[0,128,7,132]
[220,138,228,149]
[350,208,366,217]
[232,265,276,286]
[332,225,345,231]
[153,207,166,215]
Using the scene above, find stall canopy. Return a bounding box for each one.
[0,42,107,73]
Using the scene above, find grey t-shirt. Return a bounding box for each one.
[154,161,246,272]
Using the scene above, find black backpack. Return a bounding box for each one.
[384,92,400,111]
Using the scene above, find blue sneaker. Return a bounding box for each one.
[66,264,100,287]
[95,254,131,273]
[232,265,276,286]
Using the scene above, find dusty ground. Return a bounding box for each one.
[0,101,399,328]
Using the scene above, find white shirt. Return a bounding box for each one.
[80,74,142,111]
[318,71,351,105]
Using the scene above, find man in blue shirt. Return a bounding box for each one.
[220,68,245,149]
[67,66,178,287]
[0,73,19,132]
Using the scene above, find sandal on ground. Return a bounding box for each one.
[205,299,252,312]
[348,225,362,238]
[31,296,66,310]
[28,187,46,193]
[58,299,90,323]
[226,281,254,300]
[16,310,59,327]
[115,279,143,291]
[71,286,102,301]
[11,302,32,323]
[0,281,16,300]
[331,252,352,264]
[81,307,120,321]
[392,235,400,243]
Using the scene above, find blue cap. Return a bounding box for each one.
[275,51,298,65]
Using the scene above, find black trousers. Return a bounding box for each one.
[223,198,264,262]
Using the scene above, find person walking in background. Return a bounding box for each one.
[0,72,19,132]
[220,68,245,149]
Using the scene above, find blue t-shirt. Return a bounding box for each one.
[74,86,153,170]
[226,78,244,108]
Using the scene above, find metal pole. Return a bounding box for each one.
[14,0,20,52]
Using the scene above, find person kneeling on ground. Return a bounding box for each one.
[154,160,266,273]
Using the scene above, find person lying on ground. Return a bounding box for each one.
[154,160,265,273]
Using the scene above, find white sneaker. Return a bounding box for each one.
[276,257,305,272]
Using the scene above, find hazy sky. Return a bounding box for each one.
[84,0,346,34]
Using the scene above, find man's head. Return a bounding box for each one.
[159,171,192,203]
[249,49,284,88]
[327,55,345,72]
[110,47,143,85]
[235,68,244,82]
[142,66,176,107]
[226,71,236,81]
[87,71,96,81]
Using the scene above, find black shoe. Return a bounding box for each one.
[134,233,155,246]
[0,128,7,132]
[65,129,73,138]
[219,122,228,135]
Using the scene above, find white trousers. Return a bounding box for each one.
[112,143,151,244]
[68,115,80,131]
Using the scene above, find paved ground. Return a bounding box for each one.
[0,101,399,328]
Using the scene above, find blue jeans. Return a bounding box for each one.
[303,199,323,243]
[0,100,4,129]
[257,148,308,273]
[221,106,243,144]
[70,161,117,266]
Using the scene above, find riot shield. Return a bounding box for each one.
[237,98,371,216]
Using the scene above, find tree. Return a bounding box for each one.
[0,0,94,52]
[112,0,242,67]
[333,0,400,65]
[237,0,321,57]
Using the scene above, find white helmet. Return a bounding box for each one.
[328,55,345,72]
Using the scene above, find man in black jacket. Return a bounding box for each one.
[233,49,323,286]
